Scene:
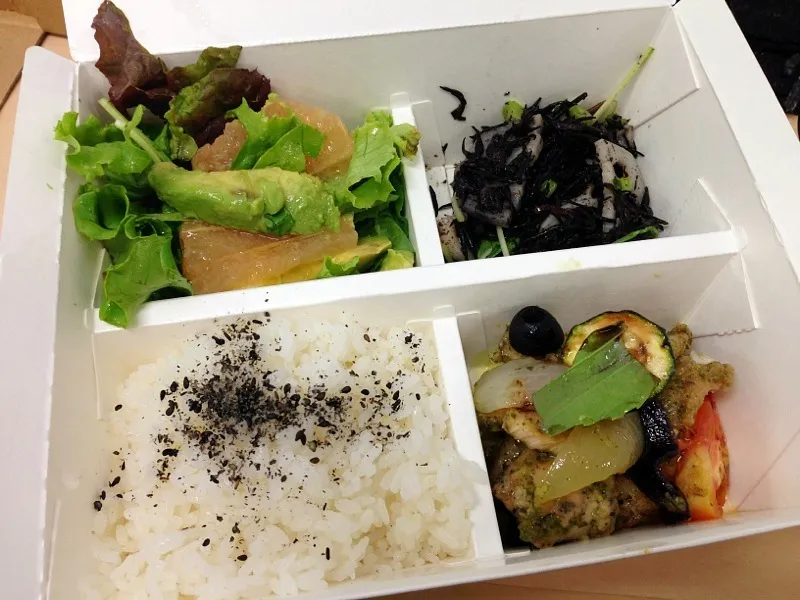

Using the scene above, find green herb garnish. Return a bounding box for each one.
[534,328,657,434]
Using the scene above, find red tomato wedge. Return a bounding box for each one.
[675,396,729,521]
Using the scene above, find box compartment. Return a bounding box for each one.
[4,1,800,599]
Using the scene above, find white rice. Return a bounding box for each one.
[84,314,477,599]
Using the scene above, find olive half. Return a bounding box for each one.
[508,306,564,357]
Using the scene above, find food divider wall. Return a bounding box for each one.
[4,1,800,600]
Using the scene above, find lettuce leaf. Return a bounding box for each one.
[165,68,271,139]
[73,183,130,241]
[317,256,360,279]
[346,122,397,189]
[228,100,323,171]
[100,216,192,328]
[92,1,173,116]
[341,112,420,211]
[168,125,198,162]
[166,46,242,91]
[253,121,324,171]
[55,109,155,182]
[54,112,123,150]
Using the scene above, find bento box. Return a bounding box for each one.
[3,0,800,598]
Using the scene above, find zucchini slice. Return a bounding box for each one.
[562,311,675,393]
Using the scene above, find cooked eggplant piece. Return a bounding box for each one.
[615,475,660,529]
[509,306,564,357]
[627,398,690,522]
[562,310,675,394]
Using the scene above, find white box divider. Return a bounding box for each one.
[390,93,445,267]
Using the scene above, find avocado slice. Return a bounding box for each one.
[379,249,415,271]
[281,236,392,283]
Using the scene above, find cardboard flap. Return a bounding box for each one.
[677,0,800,284]
[63,0,671,63]
[0,46,74,600]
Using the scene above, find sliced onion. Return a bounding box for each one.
[473,358,566,414]
[534,412,644,505]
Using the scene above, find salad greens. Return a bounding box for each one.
[164,67,270,141]
[533,327,658,435]
[57,1,419,328]
[100,218,192,328]
[166,46,242,90]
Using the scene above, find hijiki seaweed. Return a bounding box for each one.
[439,93,667,260]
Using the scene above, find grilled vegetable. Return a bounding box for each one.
[508,306,564,357]
[562,311,674,393]
[473,358,566,414]
[534,413,644,505]
[675,397,729,520]
[627,398,690,522]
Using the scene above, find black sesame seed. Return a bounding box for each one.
[232,523,240,534]
[100,490,106,500]
[363,334,371,342]
[325,547,331,560]
[412,357,419,363]
[212,336,225,345]
[170,381,179,392]
[341,386,351,394]
[162,448,179,457]
[109,476,120,487]
[295,430,307,445]
[310,457,320,464]
[361,389,369,395]
[160,390,167,400]
[183,376,189,389]
[281,475,287,482]
[93,500,102,511]
[114,404,122,411]
[217,516,224,522]
[238,554,248,561]
[202,538,210,547]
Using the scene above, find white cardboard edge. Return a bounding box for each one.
[676,0,800,284]
[0,47,75,600]
[431,311,504,560]
[90,229,742,333]
[64,0,672,64]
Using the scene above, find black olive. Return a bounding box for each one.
[508,306,564,357]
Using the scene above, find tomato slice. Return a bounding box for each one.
[675,396,729,521]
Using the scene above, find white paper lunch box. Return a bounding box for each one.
[3,0,800,598]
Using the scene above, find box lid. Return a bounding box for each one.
[62,0,671,63]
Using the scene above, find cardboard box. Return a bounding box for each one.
[0,10,43,107]
[3,0,800,598]
[0,0,66,35]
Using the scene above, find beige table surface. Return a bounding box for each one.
[2,35,799,600]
